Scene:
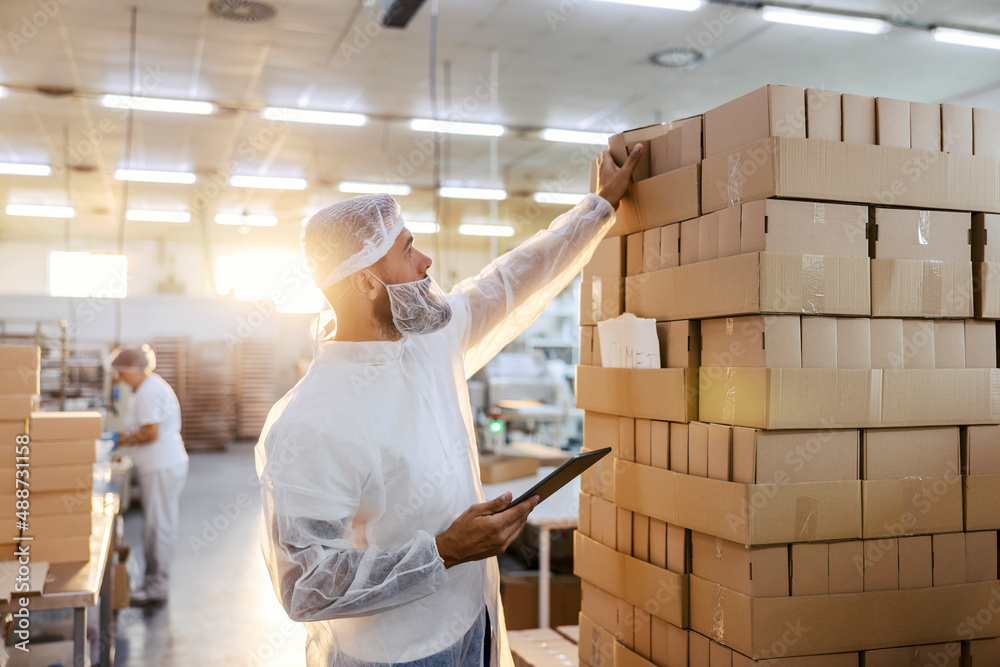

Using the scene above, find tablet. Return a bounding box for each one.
[506,447,612,509]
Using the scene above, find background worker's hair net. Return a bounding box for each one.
[301,194,405,290]
[110,344,157,373]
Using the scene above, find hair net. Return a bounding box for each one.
[110,344,157,372]
[301,194,405,290]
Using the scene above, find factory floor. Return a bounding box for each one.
[114,442,307,666]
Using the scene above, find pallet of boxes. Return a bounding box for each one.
[575,85,1000,666]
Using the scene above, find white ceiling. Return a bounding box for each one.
[1,0,1000,249]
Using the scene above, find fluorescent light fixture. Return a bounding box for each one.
[533,192,587,206]
[115,168,196,184]
[6,204,74,218]
[337,181,412,196]
[593,0,702,9]
[263,107,367,126]
[215,212,278,227]
[101,94,216,115]
[540,128,611,145]
[932,27,1000,50]
[406,221,440,234]
[230,175,307,190]
[126,210,191,223]
[0,163,51,176]
[459,223,515,237]
[439,186,507,201]
[761,6,890,34]
[411,118,505,137]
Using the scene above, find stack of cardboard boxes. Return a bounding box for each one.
[576,85,1000,666]
[0,345,98,565]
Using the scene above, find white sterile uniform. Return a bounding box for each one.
[256,194,615,667]
[122,372,189,599]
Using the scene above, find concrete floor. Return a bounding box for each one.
[114,442,308,666]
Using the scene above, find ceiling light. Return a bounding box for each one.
[115,169,197,184]
[126,210,191,223]
[406,221,440,234]
[533,192,587,206]
[0,163,52,176]
[649,47,704,68]
[337,181,411,196]
[215,212,278,226]
[459,224,515,237]
[263,107,367,126]
[230,175,307,190]
[6,204,75,218]
[410,119,505,137]
[932,27,1000,50]
[101,94,216,115]
[439,187,507,201]
[593,0,703,10]
[540,128,611,146]
[761,6,891,34]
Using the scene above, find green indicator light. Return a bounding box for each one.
[489,420,504,434]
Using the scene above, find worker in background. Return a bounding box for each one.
[111,345,189,607]
[256,146,641,667]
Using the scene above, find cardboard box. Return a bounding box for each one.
[609,124,668,183]
[0,440,96,467]
[580,325,594,366]
[828,540,864,594]
[643,228,661,274]
[733,654,858,667]
[806,89,841,141]
[876,97,910,148]
[618,508,633,556]
[598,497,617,548]
[579,492,592,537]
[579,612,616,667]
[690,631,710,667]
[634,608,651,660]
[718,206,741,259]
[667,116,703,171]
[731,428,859,485]
[791,543,828,596]
[24,464,93,493]
[26,512,92,539]
[633,164,701,230]
[862,427,959,480]
[667,523,688,575]
[575,366,697,423]
[701,137,1000,215]
[837,318,871,370]
[870,319,904,370]
[655,320,701,369]
[900,320,934,370]
[869,209,971,262]
[707,424,732,482]
[969,638,1000,666]
[864,644,960,667]
[0,371,39,396]
[973,107,1000,158]
[910,102,942,151]
[870,259,973,318]
[965,530,998,583]
[932,533,967,586]
[627,253,871,322]
[633,513,649,561]
[700,315,801,369]
[650,133,669,178]
[688,422,709,478]
[863,475,963,538]
[627,232,644,277]
[691,531,788,598]
[698,212,720,263]
[609,190,643,238]
[660,223,680,270]
[0,346,40,372]
[965,473,1000,531]
[479,454,540,483]
[0,491,90,516]
[863,537,899,591]
[963,425,1000,475]
[680,218,700,266]
[934,320,965,369]
[0,395,35,421]
[942,103,974,155]
[614,459,862,545]
[843,94,876,145]
[635,419,651,466]
[975,261,1000,319]
[649,518,667,568]
[898,535,933,590]
[800,317,837,369]
[972,213,1000,263]
[740,199,868,258]
[0,420,27,443]
[614,639,655,667]
[689,575,1000,659]
[573,532,688,629]
[650,421,669,470]
[881,368,1000,426]
[16,535,90,564]
[670,423,689,474]
[29,411,103,442]
[710,641,733,666]
[581,237,625,325]
[704,85,805,158]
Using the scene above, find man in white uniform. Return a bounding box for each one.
[256,147,641,666]
[112,345,189,606]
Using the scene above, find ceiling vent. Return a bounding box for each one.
[209,0,277,24]
[379,0,427,28]
[648,47,704,68]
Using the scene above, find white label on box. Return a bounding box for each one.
[597,313,661,369]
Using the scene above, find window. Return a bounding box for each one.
[48,252,128,298]
[215,252,325,313]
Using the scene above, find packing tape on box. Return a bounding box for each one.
[725,317,734,336]
[591,628,602,667]
[922,260,943,316]
[801,254,826,315]
[711,587,725,642]
[715,537,723,561]
[592,277,603,322]
[727,153,743,208]
[794,496,819,541]
[918,210,931,245]
[813,202,826,225]
[722,368,737,425]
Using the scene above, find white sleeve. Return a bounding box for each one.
[257,423,448,622]
[451,194,616,378]
[133,382,168,427]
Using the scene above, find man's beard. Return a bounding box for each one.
[373,290,401,341]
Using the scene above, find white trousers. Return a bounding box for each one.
[137,461,188,598]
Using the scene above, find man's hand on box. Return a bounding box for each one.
[596,145,642,210]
